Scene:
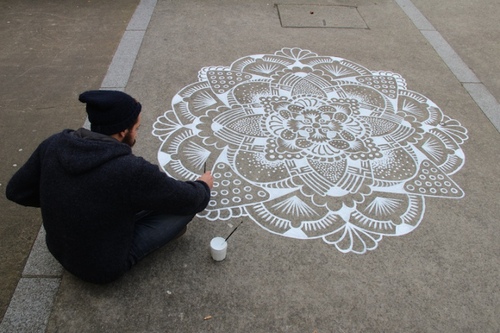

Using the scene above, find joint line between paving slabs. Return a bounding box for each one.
[395,0,500,132]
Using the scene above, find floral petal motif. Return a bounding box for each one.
[153,48,468,254]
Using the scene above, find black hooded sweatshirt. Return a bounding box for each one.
[6,128,210,284]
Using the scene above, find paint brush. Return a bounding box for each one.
[225,220,243,242]
[203,162,207,173]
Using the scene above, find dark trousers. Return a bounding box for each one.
[128,211,195,265]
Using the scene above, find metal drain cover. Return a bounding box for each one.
[277,4,368,29]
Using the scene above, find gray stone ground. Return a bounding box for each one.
[1,0,499,332]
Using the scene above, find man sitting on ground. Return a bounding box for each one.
[6,90,213,284]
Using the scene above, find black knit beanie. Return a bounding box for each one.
[78,90,142,135]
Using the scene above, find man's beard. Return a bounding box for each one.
[123,132,136,147]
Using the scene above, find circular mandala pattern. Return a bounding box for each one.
[153,48,468,254]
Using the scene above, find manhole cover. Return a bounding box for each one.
[277,4,368,29]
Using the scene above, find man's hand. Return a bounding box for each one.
[197,171,214,189]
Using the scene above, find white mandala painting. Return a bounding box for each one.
[153,48,468,254]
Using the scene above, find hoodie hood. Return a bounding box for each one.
[55,129,131,175]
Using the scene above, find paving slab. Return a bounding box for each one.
[412,0,500,100]
[41,0,498,332]
[0,278,60,333]
[399,0,500,130]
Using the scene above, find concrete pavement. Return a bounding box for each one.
[1,0,499,332]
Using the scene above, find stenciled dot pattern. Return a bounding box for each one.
[209,162,269,208]
[236,150,288,182]
[207,70,252,94]
[357,76,398,99]
[404,160,462,197]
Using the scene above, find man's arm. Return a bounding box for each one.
[130,159,213,216]
[197,171,214,189]
[6,146,42,207]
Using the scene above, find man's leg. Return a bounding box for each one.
[128,211,195,265]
